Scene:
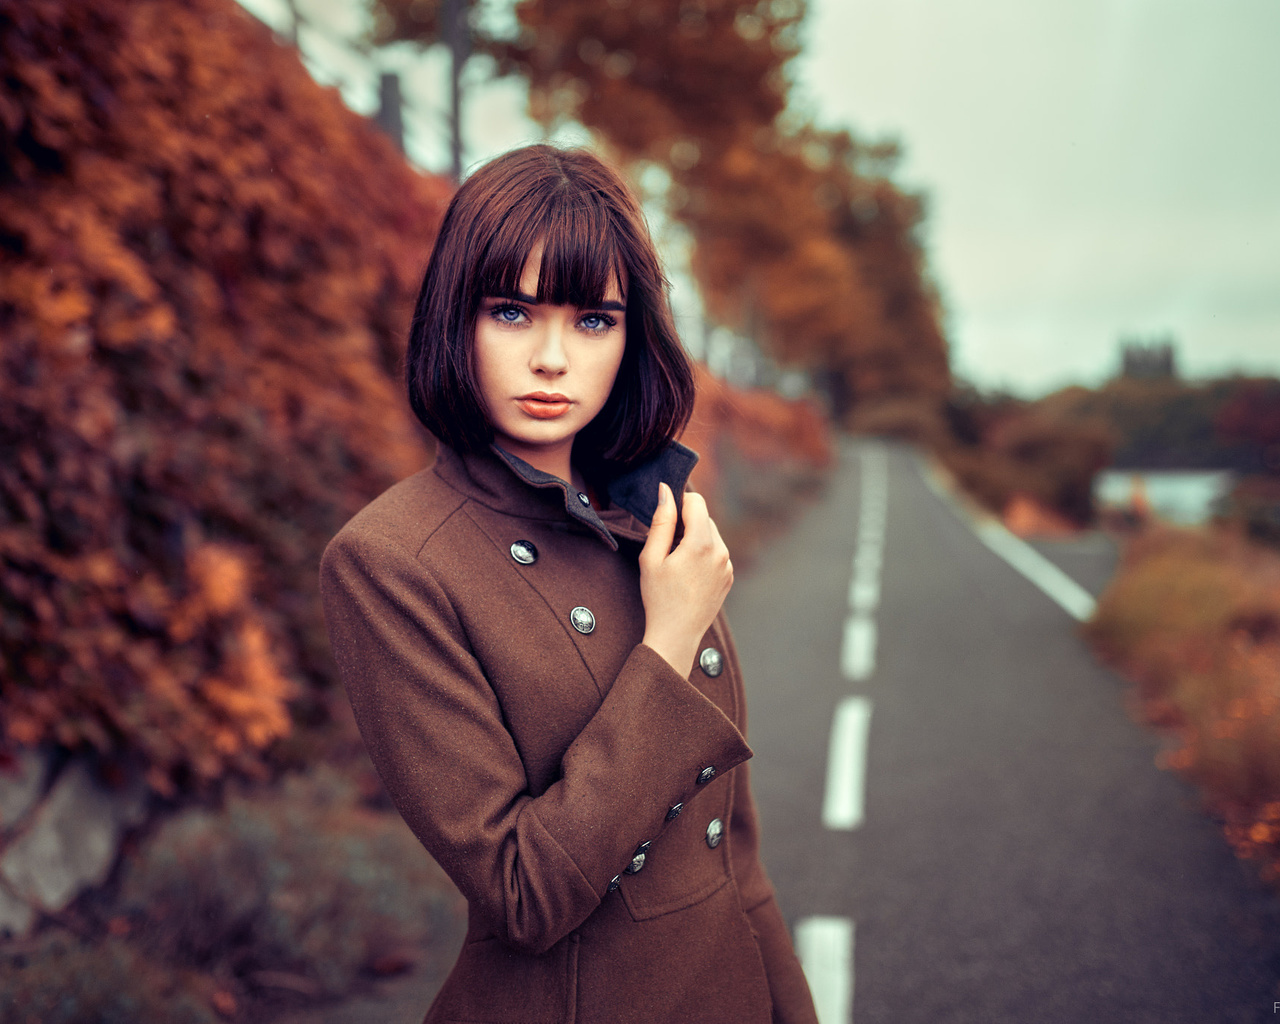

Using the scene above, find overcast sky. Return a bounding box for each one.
[240,0,1280,396]
[794,0,1280,394]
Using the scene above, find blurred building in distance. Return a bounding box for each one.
[1119,335,1178,381]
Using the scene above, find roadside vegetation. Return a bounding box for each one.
[1084,524,1280,887]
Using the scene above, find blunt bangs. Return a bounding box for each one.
[476,189,628,311]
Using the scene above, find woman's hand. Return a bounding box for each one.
[639,482,734,677]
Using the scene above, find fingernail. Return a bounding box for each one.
[657,482,669,506]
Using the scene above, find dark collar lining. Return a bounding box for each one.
[435,442,699,551]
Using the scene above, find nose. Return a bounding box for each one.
[529,314,569,376]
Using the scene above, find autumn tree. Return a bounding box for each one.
[0,0,446,791]
[1216,379,1280,473]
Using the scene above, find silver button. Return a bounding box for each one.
[577,491,591,506]
[510,540,537,565]
[705,818,724,849]
[696,766,715,785]
[625,851,646,874]
[665,803,683,821]
[698,647,724,677]
[607,874,621,893]
[570,606,595,634]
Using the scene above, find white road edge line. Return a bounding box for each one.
[840,615,877,682]
[972,521,1097,622]
[822,696,873,830]
[795,915,855,1024]
[916,456,1097,622]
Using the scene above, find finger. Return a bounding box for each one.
[680,491,711,546]
[641,482,678,563]
[708,517,733,584]
[707,515,728,557]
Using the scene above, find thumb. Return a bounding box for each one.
[641,482,678,562]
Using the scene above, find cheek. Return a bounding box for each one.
[589,342,626,406]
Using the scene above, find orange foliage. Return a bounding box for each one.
[0,0,446,790]
[1085,527,1280,883]
[489,0,800,159]
[684,365,832,532]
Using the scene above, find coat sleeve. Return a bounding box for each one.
[319,526,753,957]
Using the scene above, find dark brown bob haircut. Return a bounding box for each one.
[406,144,695,471]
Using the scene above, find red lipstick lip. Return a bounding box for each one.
[518,392,570,403]
[516,393,573,420]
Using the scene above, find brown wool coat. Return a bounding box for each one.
[320,442,819,1024]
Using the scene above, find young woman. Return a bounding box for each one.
[320,145,817,1024]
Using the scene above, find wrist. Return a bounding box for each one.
[641,631,696,678]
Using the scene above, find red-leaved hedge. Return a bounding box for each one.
[0,0,447,792]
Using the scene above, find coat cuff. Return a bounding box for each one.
[542,642,753,893]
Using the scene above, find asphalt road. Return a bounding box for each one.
[728,438,1280,1024]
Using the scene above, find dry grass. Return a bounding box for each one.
[1084,525,1280,879]
[1,767,466,1021]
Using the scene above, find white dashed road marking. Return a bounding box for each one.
[796,916,855,1024]
[840,614,877,683]
[822,696,874,831]
[810,444,886,1021]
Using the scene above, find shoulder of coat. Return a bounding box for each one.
[329,468,469,561]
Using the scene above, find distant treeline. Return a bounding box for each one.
[940,376,1280,475]
[1031,377,1280,473]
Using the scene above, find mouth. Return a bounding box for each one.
[516,392,573,419]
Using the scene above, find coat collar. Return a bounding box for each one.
[431,441,700,552]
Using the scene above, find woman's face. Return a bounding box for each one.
[474,244,628,479]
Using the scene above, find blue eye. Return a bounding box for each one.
[579,312,617,334]
[490,304,526,325]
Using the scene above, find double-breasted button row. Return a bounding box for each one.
[608,819,723,896]
[508,543,597,638]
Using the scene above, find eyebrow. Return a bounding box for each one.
[491,290,626,313]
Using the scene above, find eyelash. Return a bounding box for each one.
[487,303,618,336]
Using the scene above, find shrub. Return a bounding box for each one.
[847,395,953,450]
[683,366,833,557]
[0,930,219,1024]
[1084,526,1280,882]
[112,767,465,1001]
[0,0,446,791]
[1218,475,1280,548]
[982,413,1114,526]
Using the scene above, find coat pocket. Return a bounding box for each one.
[429,933,579,1023]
